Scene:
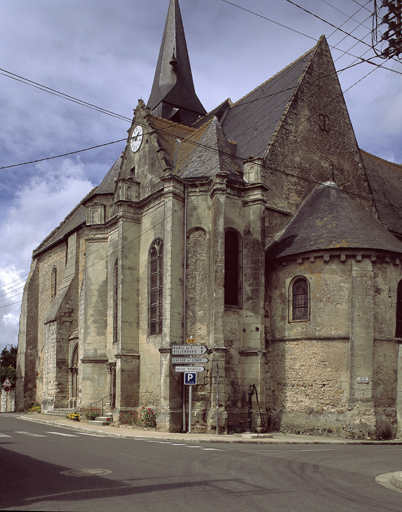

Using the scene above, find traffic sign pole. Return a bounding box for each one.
[188,384,192,433]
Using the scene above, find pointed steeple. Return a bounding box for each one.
[147,0,206,125]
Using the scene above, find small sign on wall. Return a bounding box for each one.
[356,377,369,383]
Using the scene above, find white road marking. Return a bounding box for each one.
[14,431,47,438]
[0,433,12,437]
[75,432,106,437]
[46,431,80,437]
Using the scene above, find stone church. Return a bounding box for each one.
[16,0,402,437]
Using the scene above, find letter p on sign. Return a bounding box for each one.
[184,372,197,385]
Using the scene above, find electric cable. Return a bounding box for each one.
[1,4,402,307]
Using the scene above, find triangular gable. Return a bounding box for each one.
[220,45,315,160]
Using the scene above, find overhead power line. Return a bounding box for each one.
[0,139,126,171]
[0,68,131,123]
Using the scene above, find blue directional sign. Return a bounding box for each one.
[184,372,197,385]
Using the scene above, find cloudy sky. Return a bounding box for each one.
[1,0,402,352]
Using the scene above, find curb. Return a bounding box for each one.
[17,414,402,445]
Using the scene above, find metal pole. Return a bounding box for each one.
[188,384,192,433]
[182,183,188,432]
[183,378,186,432]
[216,364,219,435]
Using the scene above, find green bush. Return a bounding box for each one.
[27,403,41,413]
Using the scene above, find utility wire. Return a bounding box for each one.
[1,1,401,306]
[0,68,131,123]
[0,139,126,170]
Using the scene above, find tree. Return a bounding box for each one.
[1,345,17,386]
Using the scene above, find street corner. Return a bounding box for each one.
[375,471,402,493]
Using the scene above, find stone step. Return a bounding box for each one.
[87,416,112,426]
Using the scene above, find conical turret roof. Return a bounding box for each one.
[266,182,402,260]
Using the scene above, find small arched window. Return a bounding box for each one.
[149,239,163,335]
[396,280,402,338]
[225,229,242,307]
[51,266,57,299]
[113,260,118,344]
[291,277,309,321]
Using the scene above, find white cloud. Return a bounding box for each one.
[0,157,94,351]
[2,313,19,327]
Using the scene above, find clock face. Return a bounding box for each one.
[130,125,143,153]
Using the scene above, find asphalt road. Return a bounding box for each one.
[1,414,402,512]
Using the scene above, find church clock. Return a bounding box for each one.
[130,125,143,153]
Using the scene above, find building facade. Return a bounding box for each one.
[17,0,402,438]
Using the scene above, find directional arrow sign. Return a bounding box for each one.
[171,345,209,356]
[175,366,205,372]
[171,357,209,364]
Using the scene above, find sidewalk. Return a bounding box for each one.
[18,412,402,445]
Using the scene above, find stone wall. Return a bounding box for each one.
[266,251,402,437]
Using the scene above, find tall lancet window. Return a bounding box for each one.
[51,266,57,299]
[113,259,118,344]
[396,280,402,338]
[225,229,242,307]
[149,239,163,336]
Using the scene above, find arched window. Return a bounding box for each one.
[70,343,79,403]
[291,277,309,321]
[113,259,118,344]
[149,239,163,335]
[396,280,402,338]
[51,266,57,298]
[225,229,242,307]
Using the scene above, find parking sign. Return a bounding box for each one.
[184,372,197,385]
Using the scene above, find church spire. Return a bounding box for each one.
[147,0,206,125]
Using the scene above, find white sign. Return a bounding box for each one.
[356,377,369,383]
[172,357,209,364]
[175,366,205,372]
[171,345,209,356]
[2,378,11,387]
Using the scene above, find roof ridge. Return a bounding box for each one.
[230,41,318,109]
[360,148,402,168]
[33,186,96,255]
[148,113,196,134]
[263,37,323,159]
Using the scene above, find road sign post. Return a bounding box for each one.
[171,342,210,434]
[184,372,197,433]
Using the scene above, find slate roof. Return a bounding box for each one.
[266,182,402,260]
[361,150,402,238]
[95,155,122,195]
[147,115,195,167]
[174,117,242,180]
[33,156,121,256]
[220,43,316,160]
[147,0,205,118]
